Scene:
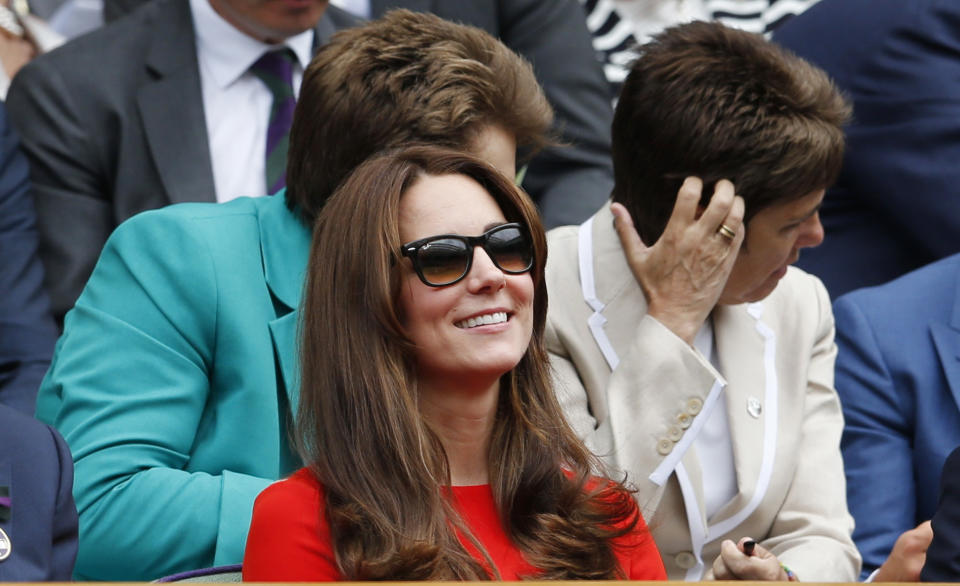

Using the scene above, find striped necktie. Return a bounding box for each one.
[250,48,297,194]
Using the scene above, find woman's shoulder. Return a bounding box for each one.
[244,468,339,581]
[255,468,324,510]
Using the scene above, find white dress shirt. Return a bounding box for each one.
[693,318,738,520]
[190,0,314,202]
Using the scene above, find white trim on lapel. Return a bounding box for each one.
[578,216,620,370]
[707,302,778,538]
[668,302,780,581]
[676,462,707,580]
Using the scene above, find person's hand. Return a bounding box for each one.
[611,177,744,344]
[713,537,791,581]
[0,31,35,79]
[874,521,933,582]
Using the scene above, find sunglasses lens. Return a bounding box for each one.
[487,226,532,273]
[417,239,470,285]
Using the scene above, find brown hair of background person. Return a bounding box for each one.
[611,21,850,245]
[286,9,554,223]
[297,145,640,580]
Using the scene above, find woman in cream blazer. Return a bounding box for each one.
[543,21,861,582]
[546,202,860,581]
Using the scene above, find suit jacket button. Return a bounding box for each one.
[676,412,692,428]
[686,397,704,415]
[656,438,673,455]
[667,424,683,441]
[675,551,697,569]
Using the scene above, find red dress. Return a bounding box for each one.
[242,468,666,581]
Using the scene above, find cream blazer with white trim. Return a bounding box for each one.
[545,202,860,581]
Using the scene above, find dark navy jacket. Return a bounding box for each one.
[0,101,57,414]
[775,0,960,298]
[0,404,77,580]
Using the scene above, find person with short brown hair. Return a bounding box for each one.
[286,8,552,223]
[34,9,553,581]
[546,21,860,581]
[610,20,848,247]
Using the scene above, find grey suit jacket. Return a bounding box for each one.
[102,0,616,232]
[545,203,860,581]
[364,0,617,230]
[6,0,357,325]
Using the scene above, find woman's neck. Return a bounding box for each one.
[418,375,500,486]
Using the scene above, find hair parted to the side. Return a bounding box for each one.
[611,21,851,244]
[286,9,554,224]
[297,144,642,580]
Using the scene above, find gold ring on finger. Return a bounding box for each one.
[717,223,736,240]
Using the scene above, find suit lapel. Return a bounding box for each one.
[137,0,215,205]
[137,0,216,203]
[259,192,312,414]
[587,204,649,359]
[932,269,960,414]
[312,6,345,46]
[709,303,768,526]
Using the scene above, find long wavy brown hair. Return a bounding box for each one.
[297,145,642,580]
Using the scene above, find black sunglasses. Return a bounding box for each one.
[399,223,534,287]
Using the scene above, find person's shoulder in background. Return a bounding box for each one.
[0,100,57,415]
[0,404,77,581]
[923,445,960,582]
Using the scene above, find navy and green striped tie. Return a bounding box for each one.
[250,48,297,194]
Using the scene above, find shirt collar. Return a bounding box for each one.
[190,0,315,90]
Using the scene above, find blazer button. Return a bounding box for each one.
[676,412,692,429]
[656,438,673,455]
[667,424,683,441]
[686,397,704,415]
[675,551,697,569]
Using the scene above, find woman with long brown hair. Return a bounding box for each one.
[242,145,666,581]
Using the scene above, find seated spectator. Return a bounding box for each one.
[774,0,960,298]
[580,0,821,97]
[35,10,555,581]
[923,445,960,582]
[0,403,78,581]
[243,145,667,581]
[0,100,57,415]
[328,0,616,229]
[103,0,616,231]
[7,0,359,326]
[546,22,859,580]
[832,253,960,579]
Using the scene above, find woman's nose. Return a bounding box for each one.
[466,246,506,292]
[798,213,825,248]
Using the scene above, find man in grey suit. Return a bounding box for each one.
[7,0,359,326]
[106,0,616,228]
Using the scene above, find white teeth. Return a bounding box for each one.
[456,311,508,329]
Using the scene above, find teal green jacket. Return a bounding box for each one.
[36,192,309,580]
